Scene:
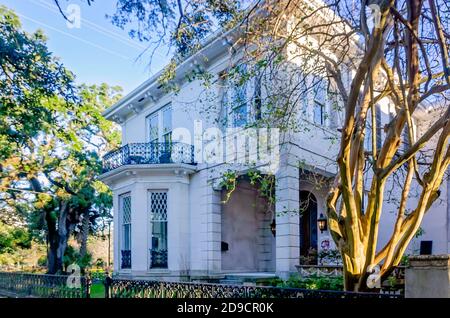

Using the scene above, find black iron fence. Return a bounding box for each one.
[102,142,195,173]
[0,272,404,299]
[104,278,403,299]
[0,272,91,298]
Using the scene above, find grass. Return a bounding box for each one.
[90,282,105,298]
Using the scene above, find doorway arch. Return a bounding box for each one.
[299,191,318,261]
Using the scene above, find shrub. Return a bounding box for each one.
[0,222,32,253]
[269,274,344,291]
[90,268,106,280]
[318,249,342,265]
[63,245,92,273]
[37,255,47,267]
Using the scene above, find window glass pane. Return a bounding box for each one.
[121,195,131,250]
[365,112,373,152]
[221,82,229,127]
[163,132,172,144]
[148,114,158,143]
[233,104,247,127]
[313,103,324,125]
[313,81,326,125]
[376,105,382,150]
[124,225,131,250]
[313,82,326,104]
[120,194,131,269]
[254,75,262,120]
[163,105,172,134]
[231,64,248,127]
[151,222,167,250]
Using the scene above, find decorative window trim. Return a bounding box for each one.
[148,190,168,269]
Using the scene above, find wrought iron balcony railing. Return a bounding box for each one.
[150,249,168,269]
[102,142,195,173]
[121,250,131,269]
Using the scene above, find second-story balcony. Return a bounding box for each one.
[102,142,195,174]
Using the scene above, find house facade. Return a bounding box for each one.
[98,18,450,281]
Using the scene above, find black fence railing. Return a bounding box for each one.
[102,142,195,173]
[121,250,131,269]
[104,279,403,299]
[0,272,91,298]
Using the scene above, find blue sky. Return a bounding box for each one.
[1,0,171,94]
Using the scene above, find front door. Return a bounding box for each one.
[299,191,318,262]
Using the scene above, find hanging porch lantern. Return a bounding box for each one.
[270,219,276,237]
[318,213,328,233]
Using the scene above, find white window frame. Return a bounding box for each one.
[221,66,262,128]
[146,103,172,143]
[119,193,132,270]
[148,190,169,270]
[301,75,332,127]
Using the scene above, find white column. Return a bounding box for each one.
[131,183,149,273]
[205,183,222,273]
[275,156,300,277]
[167,180,190,272]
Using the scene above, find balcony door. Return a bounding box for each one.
[146,104,172,163]
[147,103,172,144]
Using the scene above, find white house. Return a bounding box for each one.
[98,9,450,281]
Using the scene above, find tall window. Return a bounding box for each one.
[376,106,382,150]
[162,105,172,144]
[120,194,131,269]
[233,83,248,127]
[254,75,262,121]
[313,81,326,125]
[222,64,263,128]
[149,191,168,269]
[148,113,158,144]
[146,103,172,143]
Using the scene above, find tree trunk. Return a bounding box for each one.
[45,206,59,274]
[45,202,74,274]
[79,210,90,259]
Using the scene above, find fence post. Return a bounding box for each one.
[104,271,112,299]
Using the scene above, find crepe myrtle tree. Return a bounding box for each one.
[54,0,450,291]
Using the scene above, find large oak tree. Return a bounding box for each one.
[0,7,121,273]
